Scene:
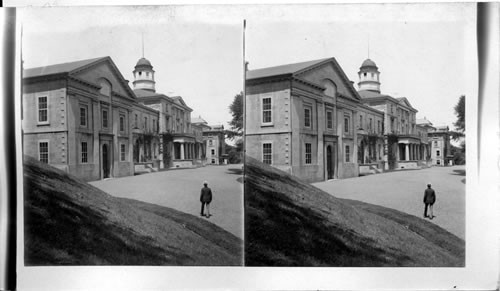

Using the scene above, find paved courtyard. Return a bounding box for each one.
[90,164,244,239]
[313,165,466,240]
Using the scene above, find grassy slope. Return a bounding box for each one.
[244,157,465,267]
[24,157,242,266]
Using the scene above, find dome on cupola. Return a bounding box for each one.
[135,57,152,67]
[360,58,378,69]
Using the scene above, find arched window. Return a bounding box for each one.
[99,79,112,97]
[322,79,337,97]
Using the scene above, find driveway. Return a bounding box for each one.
[90,164,244,239]
[313,166,466,240]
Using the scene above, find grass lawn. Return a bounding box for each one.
[24,157,242,266]
[244,157,465,267]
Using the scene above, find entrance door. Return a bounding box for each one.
[327,145,333,179]
[102,144,110,178]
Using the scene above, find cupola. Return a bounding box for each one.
[358,58,381,93]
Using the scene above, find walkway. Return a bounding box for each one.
[313,166,465,239]
[90,164,244,239]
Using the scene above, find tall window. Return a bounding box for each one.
[262,143,272,164]
[144,117,147,131]
[135,114,138,128]
[39,142,48,164]
[305,143,312,164]
[326,110,333,129]
[80,106,87,127]
[304,106,312,128]
[359,115,363,128]
[262,97,272,124]
[344,116,350,133]
[119,115,125,132]
[38,96,48,123]
[369,118,373,132]
[378,120,381,133]
[102,109,108,128]
[81,142,88,163]
[120,144,126,161]
[345,145,350,162]
[436,150,440,157]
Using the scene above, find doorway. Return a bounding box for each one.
[327,145,334,179]
[102,144,110,179]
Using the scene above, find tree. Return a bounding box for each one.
[227,92,243,139]
[451,95,465,140]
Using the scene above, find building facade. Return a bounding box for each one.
[23,56,207,181]
[245,57,440,183]
[428,125,452,166]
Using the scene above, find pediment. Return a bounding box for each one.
[295,59,360,101]
[70,57,136,100]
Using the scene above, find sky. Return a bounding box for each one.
[20,6,244,130]
[20,4,476,131]
[245,3,476,129]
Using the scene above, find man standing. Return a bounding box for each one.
[423,183,436,219]
[200,181,213,218]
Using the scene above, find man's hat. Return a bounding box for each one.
[203,181,208,185]
[427,183,432,187]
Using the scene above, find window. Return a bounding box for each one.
[344,116,350,133]
[39,141,49,163]
[359,115,363,128]
[211,149,215,155]
[262,97,272,124]
[304,106,312,128]
[437,160,441,165]
[152,119,156,132]
[326,110,333,129]
[102,109,108,128]
[369,118,373,132]
[436,150,440,157]
[345,145,350,162]
[434,141,438,146]
[120,144,126,161]
[305,143,312,164]
[262,143,272,164]
[211,159,216,164]
[119,115,125,132]
[209,140,213,146]
[377,120,381,133]
[38,96,48,123]
[135,114,138,128]
[144,117,147,130]
[80,106,87,127]
[81,142,88,163]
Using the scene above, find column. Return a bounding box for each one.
[180,142,185,160]
[405,144,409,161]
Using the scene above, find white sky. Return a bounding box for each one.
[245,3,476,129]
[20,4,476,130]
[20,6,244,129]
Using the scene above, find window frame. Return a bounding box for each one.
[305,143,312,164]
[262,142,273,165]
[119,114,125,132]
[39,140,49,164]
[37,96,49,125]
[81,141,88,164]
[326,110,333,129]
[344,114,351,134]
[304,105,312,128]
[345,145,350,162]
[102,108,109,129]
[261,96,273,126]
[120,143,126,161]
[80,105,88,127]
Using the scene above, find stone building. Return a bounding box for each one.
[22,56,205,181]
[132,57,206,169]
[192,117,227,165]
[245,57,434,182]
[428,125,452,166]
[246,57,362,182]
